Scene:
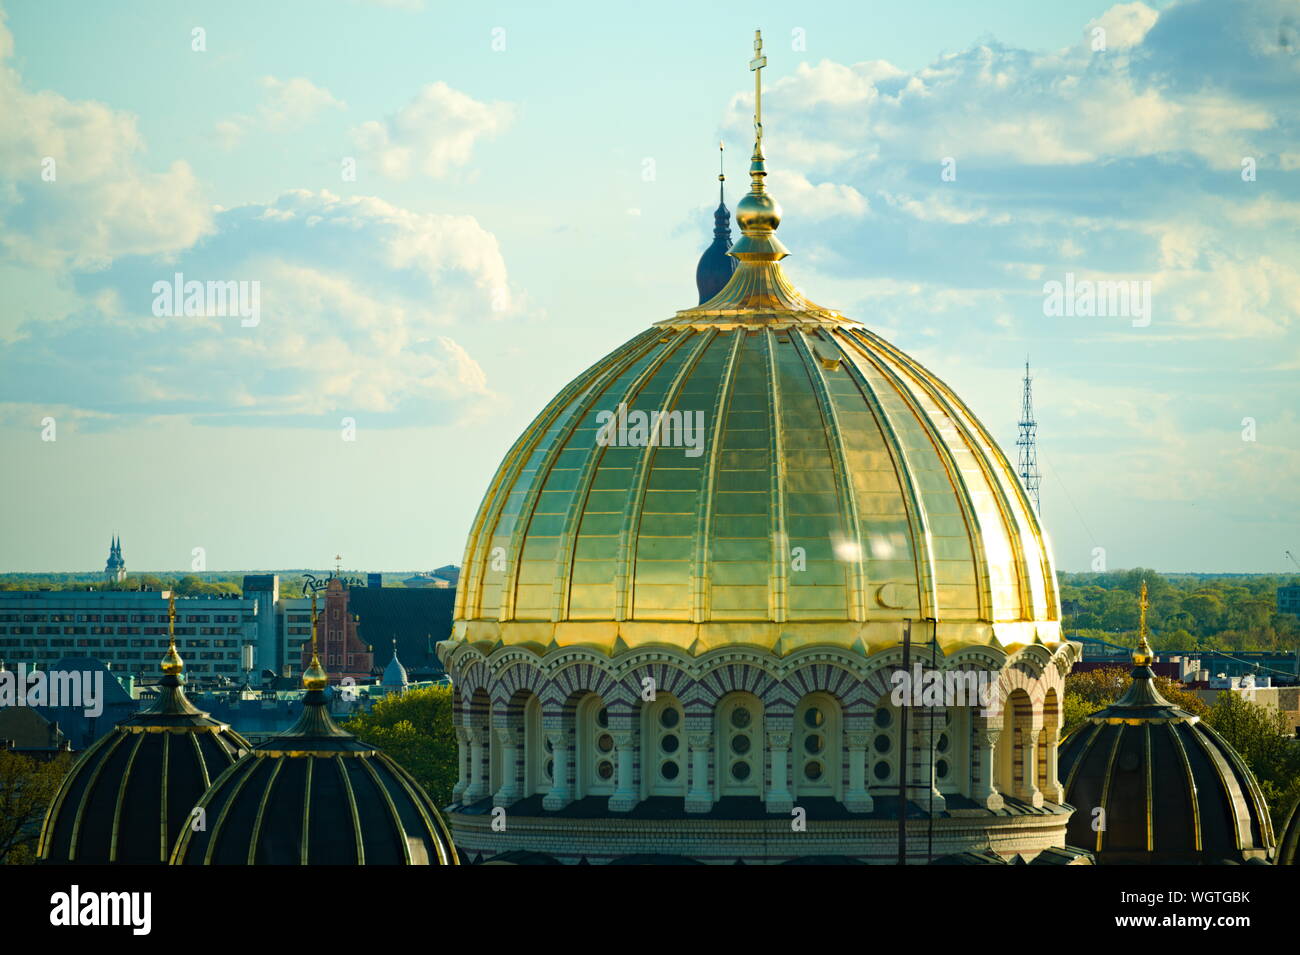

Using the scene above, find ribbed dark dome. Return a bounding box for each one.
[1279,797,1300,865]
[169,688,457,865]
[1059,660,1274,864]
[38,671,249,864]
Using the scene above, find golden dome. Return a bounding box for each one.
[452,42,1060,661]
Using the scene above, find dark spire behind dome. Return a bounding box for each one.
[1058,584,1274,863]
[38,593,249,864]
[695,141,737,304]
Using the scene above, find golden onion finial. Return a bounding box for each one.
[303,588,328,690]
[161,591,184,675]
[1133,579,1154,666]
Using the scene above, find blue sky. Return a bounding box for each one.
[0,0,1297,574]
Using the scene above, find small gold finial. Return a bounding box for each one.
[161,591,183,675]
[1133,579,1154,666]
[303,589,328,690]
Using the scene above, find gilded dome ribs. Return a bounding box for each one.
[622,330,716,622]
[831,335,936,621]
[763,329,789,623]
[840,332,990,623]
[463,328,663,620]
[789,329,866,622]
[692,331,744,623]
[858,326,1057,621]
[556,329,703,622]
[500,331,669,622]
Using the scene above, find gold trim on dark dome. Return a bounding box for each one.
[38,593,250,864]
[170,597,457,865]
[1058,584,1274,864]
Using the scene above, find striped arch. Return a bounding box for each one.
[490,661,547,719]
[456,659,492,706]
[778,663,871,716]
[539,662,629,712]
[621,662,695,708]
[687,662,780,712]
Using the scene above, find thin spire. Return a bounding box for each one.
[1134,579,1154,666]
[303,589,328,690]
[718,140,726,205]
[161,591,183,675]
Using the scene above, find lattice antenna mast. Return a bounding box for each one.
[1016,360,1041,514]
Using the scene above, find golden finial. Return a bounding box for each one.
[1133,579,1154,666]
[161,591,184,675]
[303,589,328,690]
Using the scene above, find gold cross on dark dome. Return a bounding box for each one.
[750,30,766,143]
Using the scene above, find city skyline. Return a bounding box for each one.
[2,0,1298,575]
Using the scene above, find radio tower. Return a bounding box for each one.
[1017,360,1041,514]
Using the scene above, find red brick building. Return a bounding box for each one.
[301,577,373,684]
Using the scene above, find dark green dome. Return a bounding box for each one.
[169,688,457,865]
[1278,797,1300,865]
[38,670,249,864]
[1059,660,1274,864]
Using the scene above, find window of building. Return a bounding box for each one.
[642,693,685,797]
[577,694,615,797]
[717,692,763,797]
[794,692,841,799]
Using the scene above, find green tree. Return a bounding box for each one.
[0,751,72,865]
[1061,667,1209,737]
[342,685,457,806]
[1204,690,1300,827]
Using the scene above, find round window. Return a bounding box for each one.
[730,734,751,755]
[661,760,680,780]
[730,706,752,730]
[873,760,891,781]
[803,707,824,728]
[544,759,553,780]
[804,733,824,755]
[597,733,614,753]
[936,759,949,779]
[731,761,751,781]
[596,707,609,728]
[661,733,680,754]
[544,738,553,754]
[659,707,680,729]
[597,759,614,780]
[874,734,891,753]
[937,733,949,753]
[874,708,892,729]
[804,760,823,781]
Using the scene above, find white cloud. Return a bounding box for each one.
[352,81,513,179]
[766,169,868,220]
[0,9,211,269]
[216,75,345,148]
[1,190,517,424]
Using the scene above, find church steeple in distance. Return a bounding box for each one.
[695,141,737,304]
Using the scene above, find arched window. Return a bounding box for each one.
[642,693,686,797]
[794,692,841,799]
[577,694,615,797]
[524,694,545,796]
[716,692,763,797]
[870,700,900,791]
[935,707,970,795]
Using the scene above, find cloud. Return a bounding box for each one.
[352,81,513,179]
[1,190,515,426]
[0,8,211,269]
[216,76,345,149]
